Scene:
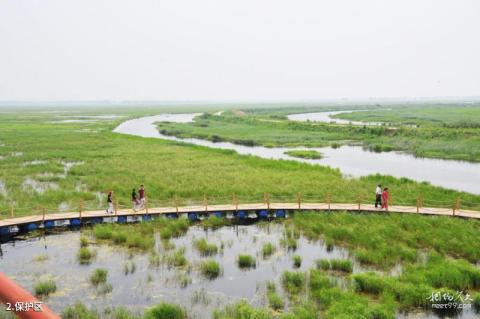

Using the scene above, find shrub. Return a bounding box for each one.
[237,254,256,269]
[144,303,186,319]
[90,268,108,286]
[34,279,57,297]
[200,259,221,279]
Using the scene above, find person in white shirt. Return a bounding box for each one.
[375,184,382,208]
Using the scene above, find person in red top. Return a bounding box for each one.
[381,188,389,210]
[139,184,146,207]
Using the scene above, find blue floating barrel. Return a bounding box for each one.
[27,223,38,232]
[91,217,103,225]
[0,227,9,236]
[258,210,269,218]
[142,215,152,222]
[167,213,178,219]
[236,210,247,219]
[213,211,223,218]
[188,213,199,221]
[70,218,81,227]
[44,220,55,229]
[117,216,127,224]
[275,210,286,218]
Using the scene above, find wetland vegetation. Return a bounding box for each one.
[1,104,480,318]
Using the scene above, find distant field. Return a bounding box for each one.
[1,105,479,217]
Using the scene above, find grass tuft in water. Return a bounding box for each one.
[200,259,221,279]
[34,279,57,297]
[77,247,96,264]
[144,302,186,319]
[262,242,275,258]
[293,255,302,268]
[316,259,352,273]
[193,238,218,256]
[281,271,305,295]
[237,254,256,269]
[90,268,108,286]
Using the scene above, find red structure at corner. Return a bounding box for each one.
[0,272,60,319]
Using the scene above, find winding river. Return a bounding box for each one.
[114,113,480,195]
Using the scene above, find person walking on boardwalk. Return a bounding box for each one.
[131,188,139,211]
[106,190,114,214]
[381,187,389,210]
[139,184,146,207]
[375,184,382,208]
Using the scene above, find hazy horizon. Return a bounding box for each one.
[1,0,479,101]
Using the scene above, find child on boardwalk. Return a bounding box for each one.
[139,184,146,207]
[132,188,140,211]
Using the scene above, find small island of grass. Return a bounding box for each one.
[284,150,322,159]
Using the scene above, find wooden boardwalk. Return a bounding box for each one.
[1,202,479,229]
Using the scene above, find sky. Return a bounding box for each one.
[0,0,479,101]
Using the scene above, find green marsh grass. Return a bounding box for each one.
[292,255,302,268]
[34,279,57,297]
[2,107,479,218]
[144,303,186,319]
[237,254,256,269]
[262,242,275,258]
[266,281,284,311]
[284,150,322,159]
[90,268,108,286]
[200,259,221,279]
[77,247,95,264]
[281,271,305,295]
[316,259,352,273]
[193,238,218,256]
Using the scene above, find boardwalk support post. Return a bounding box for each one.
[266,193,270,210]
[453,197,460,216]
[204,194,208,212]
[79,200,84,219]
[357,195,362,211]
[326,193,331,211]
[174,195,179,213]
[297,193,301,209]
[232,193,238,211]
[114,200,118,216]
[10,206,14,218]
[416,197,420,213]
[145,198,149,214]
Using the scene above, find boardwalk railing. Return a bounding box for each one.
[1,193,479,232]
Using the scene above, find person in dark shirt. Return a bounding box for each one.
[139,184,146,207]
[106,190,114,214]
[131,188,139,211]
